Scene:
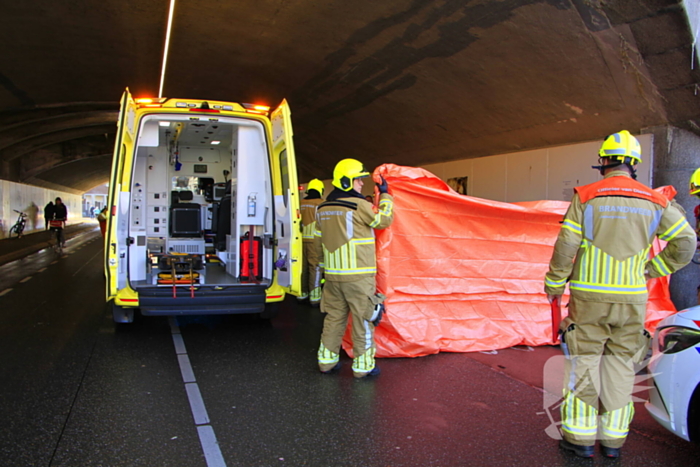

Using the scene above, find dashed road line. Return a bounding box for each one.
[0,289,12,297]
[185,383,210,425]
[198,426,226,467]
[72,250,102,277]
[19,276,32,283]
[38,268,47,273]
[169,318,227,467]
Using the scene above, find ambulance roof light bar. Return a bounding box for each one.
[241,103,271,115]
[135,97,166,108]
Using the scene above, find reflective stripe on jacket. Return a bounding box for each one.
[300,197,323,242]
[544,172,695,303]
[314,193,394,282]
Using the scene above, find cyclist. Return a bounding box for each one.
[52,197,68,247]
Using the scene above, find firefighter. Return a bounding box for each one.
[544,130,695,458]
[690,168,700,233]
[314,159,394,378]
[690,168,700,305]
[299,179,325,306]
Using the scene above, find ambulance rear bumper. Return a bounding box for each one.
[136,284,267,316]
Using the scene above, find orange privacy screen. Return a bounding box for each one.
[342,164,678,358]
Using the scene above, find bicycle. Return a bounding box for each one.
[10,210,27,238]
[49,219,66,255]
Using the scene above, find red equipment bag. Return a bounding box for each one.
[551,296,561,344]
[49,220,64,229]
[240,231,262,281]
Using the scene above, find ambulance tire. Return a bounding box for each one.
[260,303,280,320]
[109,300,135,324]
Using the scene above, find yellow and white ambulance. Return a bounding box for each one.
[105,89,301,323]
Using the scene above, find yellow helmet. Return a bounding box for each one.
[599,130,642,164]
[332,158,370,191]
[306,178,324,196]
[690,168,700,197]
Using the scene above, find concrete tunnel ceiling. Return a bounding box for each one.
[1,0,699,194]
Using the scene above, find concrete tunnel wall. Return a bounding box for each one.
[303,136,653,201]
[0,180,82,239]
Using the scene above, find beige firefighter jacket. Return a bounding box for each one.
[545,171,695,304]
[314,191,394,282]
[300,197,323,243]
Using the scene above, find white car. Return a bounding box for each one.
[645,306,700,442]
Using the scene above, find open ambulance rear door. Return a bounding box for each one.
[270,100,302,296]
[105,89,138,315]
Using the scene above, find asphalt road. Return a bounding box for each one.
[0,229,699,466]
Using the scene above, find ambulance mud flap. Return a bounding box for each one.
[109,299,135,323]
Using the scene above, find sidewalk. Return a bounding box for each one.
[0,219,101,266]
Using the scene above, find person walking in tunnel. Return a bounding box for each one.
[544,130,695,458]
[52,197,68,247]
[97,206,108,238]
[44,201,54,230]
[299,179,325,307]
[314,159,394,378]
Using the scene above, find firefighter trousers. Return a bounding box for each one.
[300,241,322,304]
[560,297,650,448]
[317,276,377,377]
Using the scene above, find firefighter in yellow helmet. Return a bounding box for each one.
[690,168,700,233]
[690,168,700,305]
[299,179,325,306]
[314,158,394,378]
[544,130,695,458]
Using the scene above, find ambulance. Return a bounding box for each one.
[105,89,301,323]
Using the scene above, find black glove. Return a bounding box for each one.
[377,175,389,194]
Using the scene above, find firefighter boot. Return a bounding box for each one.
[601,445,620,458]
[559,440,594,458]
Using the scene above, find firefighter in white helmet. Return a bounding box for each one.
[545,130,695,458]
[299,179,325,306]
[314,158,394,378]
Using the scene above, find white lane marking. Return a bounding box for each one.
[197,426,227,467]
[72,250,103,277]
[172,334,187,354]
[185,383,210,425]
[50,260,59,265]
[178,354,196,383]
[38,268,47,273]
[19,276,32,283]
[0,289,12,297]
[169,318,227,467]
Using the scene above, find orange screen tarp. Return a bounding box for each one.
[342,164,678,358]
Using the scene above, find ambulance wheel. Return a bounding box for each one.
[260,303,280,320]
[110,300,135,324]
